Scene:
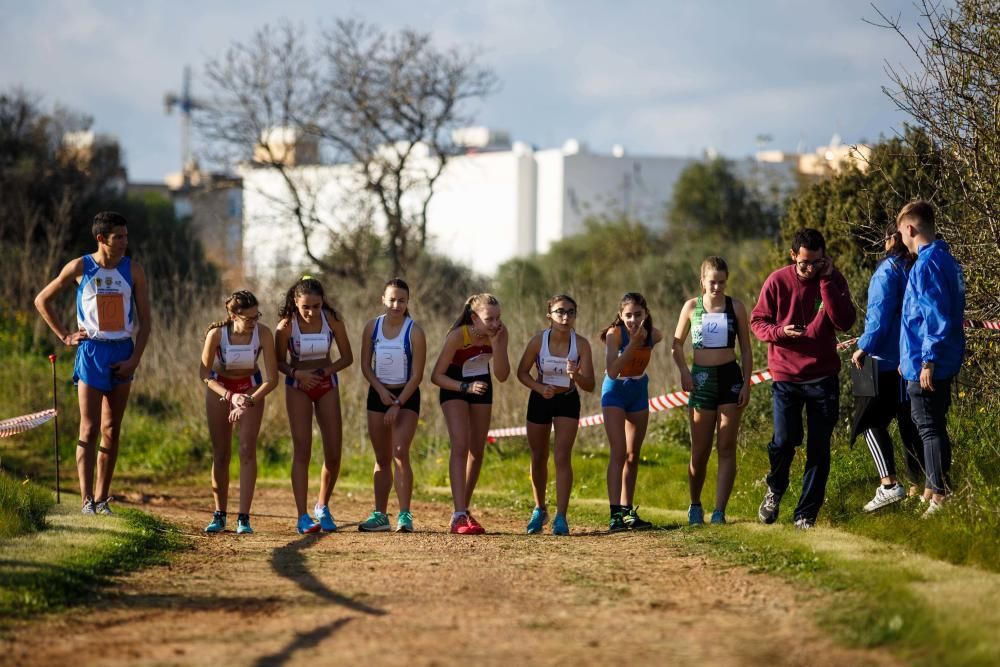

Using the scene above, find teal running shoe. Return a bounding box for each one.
[552,513,569,536]
[710,509,726,525]
[358,511,391,532]
[236,513,253,535]
[687,504,705,526]
[297,513,320,534]
[609,512,628,533]
[314,504,337,532]
[205,510,227,533]
[395,510,414,533]
[526,507,549,534]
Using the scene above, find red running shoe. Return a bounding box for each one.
[466,513,486,535]
[450,514,474,535]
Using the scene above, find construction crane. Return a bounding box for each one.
[163,66,208,177]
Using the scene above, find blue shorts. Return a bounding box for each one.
[74,338,135,392]
[601,374,649,413]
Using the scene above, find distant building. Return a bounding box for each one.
[756,136,872,177]
[129,163,243,288]
[241,128,697,284]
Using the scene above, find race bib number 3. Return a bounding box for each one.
[701,313,728,348]
[96,293,126,331]
[376,344,407,384]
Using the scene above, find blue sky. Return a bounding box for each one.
[0,0,930,181]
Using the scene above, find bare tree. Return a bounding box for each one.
[199,20,498,279]
[871,0,1000,387]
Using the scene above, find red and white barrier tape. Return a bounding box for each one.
[0,409,57,438]
[488,370,773,439]
[488,319,1000,440]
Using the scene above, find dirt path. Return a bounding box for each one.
[3,487,899,667]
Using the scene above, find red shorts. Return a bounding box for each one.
[286,372,338,402]
[211,371,261,394]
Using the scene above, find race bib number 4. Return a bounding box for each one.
[96,293,126,331]
[462,353,492,378]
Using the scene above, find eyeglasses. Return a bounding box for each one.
[550,308,577,317]
[795,259,825,270]
[234,312,261,322]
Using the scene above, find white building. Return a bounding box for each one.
[241,132,695,284]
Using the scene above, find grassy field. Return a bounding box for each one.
[0,503,185,626]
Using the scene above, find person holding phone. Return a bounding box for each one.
[751,229,856,529]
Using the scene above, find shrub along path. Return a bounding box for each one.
[1,485,900,667]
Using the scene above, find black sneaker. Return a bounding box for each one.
[758,489,781,524]
[623,506,653,530]
[608,512,628,533]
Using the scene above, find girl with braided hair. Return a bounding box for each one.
[274,277,354,534]
[431,293,510,534]
[200,290,279,534]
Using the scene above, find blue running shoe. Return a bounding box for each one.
[526,507,548,534]
[297,513,320,534]
[314,504,337,532]
[205,511,227,534]
[710,509,726,525]
[688,504,704,526]
[552,513,569,536]
[236,513,253,535]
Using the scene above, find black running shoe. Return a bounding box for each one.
[623,506,653,530]
[608,512,628,533]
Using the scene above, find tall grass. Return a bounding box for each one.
[0,472,52,538]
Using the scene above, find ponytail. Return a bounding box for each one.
[207,290,258,336]
[450,293,500,331]
[600,292,652,341]
[278,276,342,322]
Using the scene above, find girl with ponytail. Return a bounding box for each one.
[274,276,354,534]
[358,278,427,532]
[200,290,279,535]
[600,292,663,532]
[431,293,510,534]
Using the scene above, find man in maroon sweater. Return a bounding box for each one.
[751,228,856,529]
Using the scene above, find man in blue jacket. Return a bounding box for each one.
[896,201,965,518]
[851,228,921,512]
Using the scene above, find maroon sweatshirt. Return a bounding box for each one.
[750,265,856,382]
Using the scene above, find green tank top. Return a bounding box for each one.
[691,296,737,350]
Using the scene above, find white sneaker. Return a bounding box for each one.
[921,498,945,519]
[862,484,907,512]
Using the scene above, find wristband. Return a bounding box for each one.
[244,394,255,407]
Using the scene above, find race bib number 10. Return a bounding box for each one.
[96,293,126,331]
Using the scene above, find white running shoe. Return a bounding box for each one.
[921,498,945,519]
[862,484,907,512]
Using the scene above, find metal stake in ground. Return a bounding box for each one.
[49,354,60,504]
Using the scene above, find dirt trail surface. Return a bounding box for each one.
[3,487,899,667]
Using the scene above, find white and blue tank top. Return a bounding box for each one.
[76,255,134,340]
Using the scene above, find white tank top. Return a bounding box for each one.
[219,324,260,372]
[372,315,413,386]
[76,255,134,340]
[290,312,333,361]
[536,329,578,388]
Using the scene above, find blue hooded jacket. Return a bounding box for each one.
[858,255,908,371]
[900,240,965,381]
